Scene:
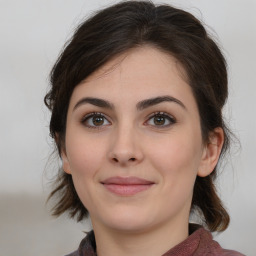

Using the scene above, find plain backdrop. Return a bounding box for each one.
[0,0,255,255]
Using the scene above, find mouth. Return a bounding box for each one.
[101,176,155,196]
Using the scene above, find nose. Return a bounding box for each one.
[107,125,144,166]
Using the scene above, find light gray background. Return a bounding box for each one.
[0,0,255,255]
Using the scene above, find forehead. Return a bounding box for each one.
[70,46,196,109]
[84,46,187,85]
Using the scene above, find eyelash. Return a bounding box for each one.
[81,111,176,129]
[145,112,176,128]
[81,112,111,129]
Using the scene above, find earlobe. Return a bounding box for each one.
[61,150,72,174]
[197,127,224,177]
[55,132,71,175]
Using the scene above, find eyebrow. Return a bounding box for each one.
[73,97,114,111]
[136,95,186,111]
[73,95,186,111]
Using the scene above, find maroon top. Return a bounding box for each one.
[66,225,244,256]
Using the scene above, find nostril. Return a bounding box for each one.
[110,156,137,163]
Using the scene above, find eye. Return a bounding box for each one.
[81,112,111,128]
[145,112,176,128]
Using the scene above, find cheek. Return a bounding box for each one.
[65,134,106,179]
[65,135,107,210]
[147,130,203,188]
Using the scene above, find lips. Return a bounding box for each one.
[101,176,155,196]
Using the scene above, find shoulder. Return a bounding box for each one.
[65,251,78,256]
[193,226,245,256]
[64,230,96,256]
[220,249,245,256]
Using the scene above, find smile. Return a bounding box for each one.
[101,176,155,196]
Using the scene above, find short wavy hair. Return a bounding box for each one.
[45,0,231,232]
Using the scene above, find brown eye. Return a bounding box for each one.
[92,115,104,126]
[82,113,111,128]
[154,115,166,125]
[146,112,176,128]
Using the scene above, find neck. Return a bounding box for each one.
[92,216,189,256]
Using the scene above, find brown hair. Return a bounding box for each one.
[45,0,230,231]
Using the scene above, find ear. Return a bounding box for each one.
[197,127,224,177]
[61,149,72,174]
[55,132,72,175]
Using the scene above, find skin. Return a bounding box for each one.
[61,46,224,256]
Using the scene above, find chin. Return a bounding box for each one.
[92,206,157,233]
[107,219,154,234]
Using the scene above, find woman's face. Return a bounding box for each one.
[62,46,216,234]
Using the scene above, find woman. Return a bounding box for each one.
[45,1,244,255]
